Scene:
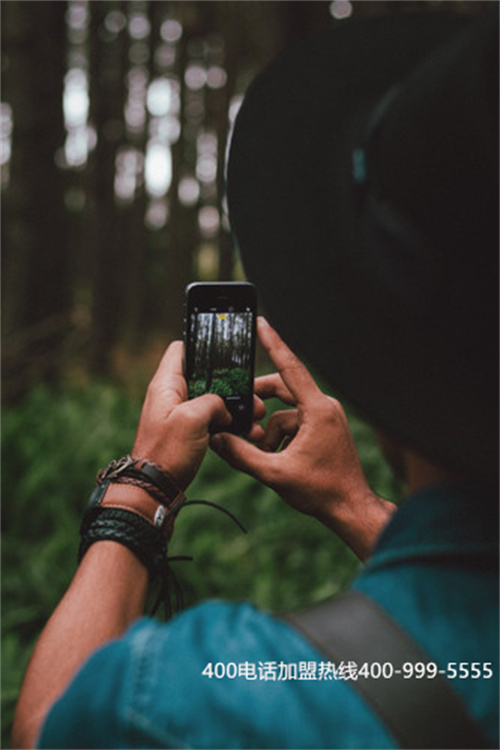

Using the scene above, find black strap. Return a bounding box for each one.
[287,591,491,749]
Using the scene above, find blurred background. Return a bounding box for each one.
[1,0,488,744]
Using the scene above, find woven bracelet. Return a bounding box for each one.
[78,506,168,580]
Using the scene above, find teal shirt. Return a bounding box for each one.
[38,484,499,749]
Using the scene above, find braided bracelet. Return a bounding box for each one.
[78,506,167,577]
[78,504,184,617]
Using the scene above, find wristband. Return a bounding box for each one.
[90,455,186,525]
[92,482,173,537]
[78,506,167,578]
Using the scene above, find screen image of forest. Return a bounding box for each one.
[188,312,253,399]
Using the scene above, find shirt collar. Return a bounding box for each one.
[366,482,499,572]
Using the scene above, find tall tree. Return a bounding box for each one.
[1,1,70,399]
[86,1,128,372]
[159,3,201,339]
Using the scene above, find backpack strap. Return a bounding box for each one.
[286,590,491,749]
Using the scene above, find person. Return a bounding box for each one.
[12,7,498,750]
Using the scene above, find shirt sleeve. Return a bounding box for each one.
[37,600,395,749]
[37,635,129,749]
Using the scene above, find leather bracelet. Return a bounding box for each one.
[130,457,182,502]
[91,482,174,538]
[93,455,186,518]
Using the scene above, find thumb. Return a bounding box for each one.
[175,394,232,436]
[210,433,276,484]
[198,393,233,433]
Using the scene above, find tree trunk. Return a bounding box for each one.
[1,0,70,400]
[87,1,128,373]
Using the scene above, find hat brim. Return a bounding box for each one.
[227,12,498,480]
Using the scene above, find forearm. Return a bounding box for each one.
[11,542,148,750]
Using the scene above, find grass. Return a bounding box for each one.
[1,381,401,746]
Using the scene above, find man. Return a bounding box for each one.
[12,7,498,749]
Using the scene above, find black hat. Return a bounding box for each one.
[227,8,499,482]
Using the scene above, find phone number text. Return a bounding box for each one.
[201,661,494,681]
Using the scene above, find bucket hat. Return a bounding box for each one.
[227,8,499,481]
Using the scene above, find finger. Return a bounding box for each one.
[259,410,299,452]
[254,373,296,406]
[253,393,267,421]
[246,422,267,443]
[257,318,322,406]
[210,432,277,484]
[153,340,184,379]
[175,393,232,437]
[148,341,187,405]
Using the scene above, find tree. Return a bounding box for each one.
[1,1,70,399]
[1,0,489,399]
[86,1,128,372]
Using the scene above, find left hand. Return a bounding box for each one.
[133,341,233,490]
[210,318,397,559]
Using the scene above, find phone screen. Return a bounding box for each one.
[185,283,256,433]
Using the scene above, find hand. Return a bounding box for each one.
[132,341,233,490]
[211,318,396,559]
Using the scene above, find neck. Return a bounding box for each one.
[404,449,458,496]
[376,431,459,496]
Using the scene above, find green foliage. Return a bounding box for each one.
[189,367,251,398]
[1,383,401,746]
[223,367,252,395]
[1,383,142,746]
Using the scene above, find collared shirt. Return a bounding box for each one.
[38,483,499,749]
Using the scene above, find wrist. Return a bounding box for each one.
[317,489,397,561]
[95,454,186,512]
[79,455,188,617]
[78,540,149,610]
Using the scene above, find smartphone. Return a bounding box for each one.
[184,282,257,434]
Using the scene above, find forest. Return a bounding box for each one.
[1,1,488,745]
[2,0,488,399]
[188,311,253,397]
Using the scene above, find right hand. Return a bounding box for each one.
[211,318,396,559]
[132,341,233,491]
